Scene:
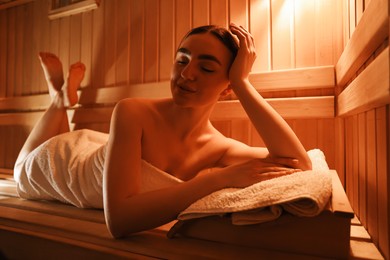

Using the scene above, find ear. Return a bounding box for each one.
[220,84,233,97]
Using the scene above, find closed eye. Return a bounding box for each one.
[201,67,215,73]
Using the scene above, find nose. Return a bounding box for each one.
[180,62,196,81]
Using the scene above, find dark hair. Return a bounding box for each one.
[180,25,239,63]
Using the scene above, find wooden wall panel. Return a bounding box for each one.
[338,0,389,257]
[0,0,343,96]
[343,105,389,259]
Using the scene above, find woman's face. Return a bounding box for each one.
[170,33,233,108]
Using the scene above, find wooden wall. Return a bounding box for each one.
[337,0,389,258]
[0,0,343,96]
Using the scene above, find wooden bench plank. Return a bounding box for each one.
[0,205,325,259]
[330,170,354,217]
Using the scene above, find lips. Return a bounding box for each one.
[177,83,196,93]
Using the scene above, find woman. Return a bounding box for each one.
[14,23,311,238]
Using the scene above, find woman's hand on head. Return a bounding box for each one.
[228,23,257,88]
[218,158,301,189]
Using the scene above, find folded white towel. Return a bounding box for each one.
[178,149,332,225]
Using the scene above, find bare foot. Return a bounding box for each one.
[64,62,85,106]
[38,52,64,94]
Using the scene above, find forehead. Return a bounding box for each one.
[178,33,232,65]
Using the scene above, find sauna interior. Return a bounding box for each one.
[0,0,389,259]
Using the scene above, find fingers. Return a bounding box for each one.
[262,157,300,169]
[229,23,256,51]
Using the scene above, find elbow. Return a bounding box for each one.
[106,215,126,239]
[105,209,141,239]
[107,225,125,239]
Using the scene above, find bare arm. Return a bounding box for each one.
[103,100,232,237]
[227,23,312,170]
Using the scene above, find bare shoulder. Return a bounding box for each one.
[113,98,163,122]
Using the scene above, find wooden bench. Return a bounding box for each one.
[0,66,384,259]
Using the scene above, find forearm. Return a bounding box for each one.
[232,80,311,170]
[104,170,224,238]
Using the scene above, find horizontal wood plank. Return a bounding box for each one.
[337,47,389,117]
[79,82,172,105]
[0,66,335,112]
[249,66,335,91]
[0,111,43,126]
[0,94,50,111]
[0,96,335,126]
[0,0,34,10]
[335,0,388,87]
[212,96,334,120]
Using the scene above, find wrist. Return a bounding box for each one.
[206,169,228,190]
[230,79,256,98]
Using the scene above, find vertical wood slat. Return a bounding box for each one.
[345,116,353,208]
[294,0,315,68]
[352,115,359,218]
[0,9,6,98]
[366,109,378,244]
[31,1,41,94]
[23,2,33,95]
[114,0,129,86]
[158,0,174,81]
[271,0,293,70]
[334,117,345,186]
[58,17,70,87]
[81,11,93,87]
[192,0,209,27]
[104,0,116,86]
[210,0,228,27]
[144,0,159,83]
[229,0,248,28]
[376,106,389,259]
[14,6,23,96]
[6,7,15,97]
[358,112,366,227]
[129,0,144,84]
[91,0,104,88]
[69,14,82,69]
[249,0,271,72]
[175,0,191,49]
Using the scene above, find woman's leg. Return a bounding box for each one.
[15,53,85,169]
